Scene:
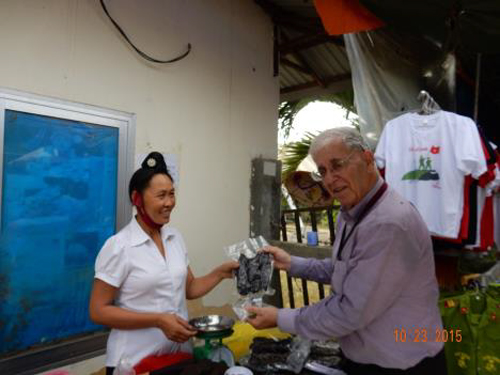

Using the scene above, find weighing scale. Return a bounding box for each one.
[189,315,236,367]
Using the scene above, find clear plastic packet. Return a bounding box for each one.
[286,337,312,374]
[224,236,275,320]
[232,295,263,321]
[225,235,269,261]
[304,361,347,375]
[113,356,136,375]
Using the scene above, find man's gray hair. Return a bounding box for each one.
[309,127,369,156]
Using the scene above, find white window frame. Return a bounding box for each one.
[0,87,135,231]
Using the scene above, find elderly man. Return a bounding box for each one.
[247,127,446,374]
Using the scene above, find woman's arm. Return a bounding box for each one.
[89,279,196,342]
[185,261,239,300]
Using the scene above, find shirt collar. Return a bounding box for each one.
[130,216,176,246]
[161,225,176,241]
[340,177,384,223]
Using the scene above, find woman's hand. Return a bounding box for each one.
[262,246,291,271]
[185,262,239,300]
[215,260,239,279]
[156,314,197,343]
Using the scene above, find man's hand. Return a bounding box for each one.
[262,246,291,271]
[246,306,279,329]
[156,313,197,343]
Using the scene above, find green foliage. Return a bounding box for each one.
[279,91,359,209]
[279,101,310,139]
[280,132,317,181]
[280,123,362,182]
[279,91,356,141]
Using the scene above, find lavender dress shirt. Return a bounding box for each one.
[277,178,444,369]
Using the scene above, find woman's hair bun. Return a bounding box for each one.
[141,151,168,172]
[128,151,172,202]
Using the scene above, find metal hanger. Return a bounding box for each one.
[417,90,441,115]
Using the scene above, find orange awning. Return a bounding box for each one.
[314,0,384,35]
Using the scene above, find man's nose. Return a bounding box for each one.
[323,170,339,185]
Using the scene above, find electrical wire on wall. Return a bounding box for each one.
[100,0,191,64]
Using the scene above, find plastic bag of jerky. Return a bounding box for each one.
[224,236,274,295]
[236,252,273,296]
[224,236,275,320]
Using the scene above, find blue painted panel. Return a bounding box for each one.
[0,110,118,354]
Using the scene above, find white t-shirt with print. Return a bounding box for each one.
[94,217,191,367]
[375,111,487,238]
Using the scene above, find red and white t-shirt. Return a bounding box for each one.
[495,194,500,248]
[375,111,487,238]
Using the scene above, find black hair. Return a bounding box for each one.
[128,152,173,202]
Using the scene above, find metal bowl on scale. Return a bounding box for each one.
[190,315,236,366]
[189,315,235,339]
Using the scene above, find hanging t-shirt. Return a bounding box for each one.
[375,111,487,238]
[495,194,500,248]
[465,187,492,251]
[492,145,500,249]
[466,163,499,250]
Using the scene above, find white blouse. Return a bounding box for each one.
[94,217,191,367]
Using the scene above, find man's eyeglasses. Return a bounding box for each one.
[310,150,356,182]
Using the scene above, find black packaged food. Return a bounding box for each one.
[236,252,272,295]
[248,338,292,369]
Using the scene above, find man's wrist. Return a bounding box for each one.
[277,308,298,335]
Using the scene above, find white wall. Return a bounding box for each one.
[0,0,279,306]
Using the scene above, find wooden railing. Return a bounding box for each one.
[266,205,340,308]
[280,204,340,245]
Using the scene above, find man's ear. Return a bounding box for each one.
[362,149,375,165]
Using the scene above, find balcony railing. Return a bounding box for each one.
[267,204,340,308]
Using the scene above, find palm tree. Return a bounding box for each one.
[280,132,317,181]
[279,91,359,181]
[279,91,356,140]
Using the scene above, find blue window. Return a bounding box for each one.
[0,94,134,355]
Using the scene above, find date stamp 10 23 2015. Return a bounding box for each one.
[394,328,462,343]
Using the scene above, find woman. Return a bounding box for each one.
[89,152,238,374]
